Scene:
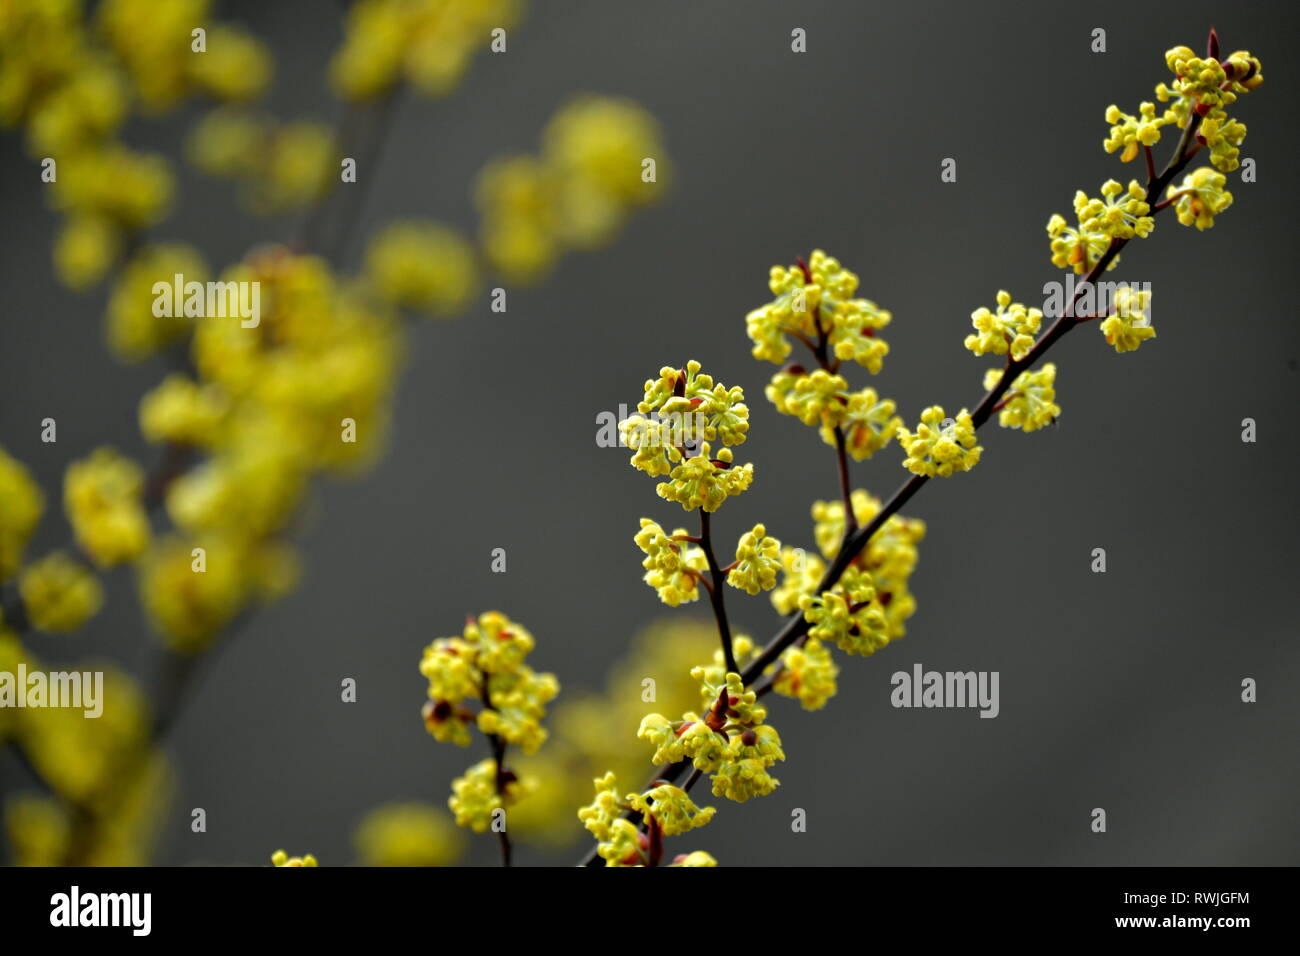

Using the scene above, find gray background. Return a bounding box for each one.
[1,0,1296,866]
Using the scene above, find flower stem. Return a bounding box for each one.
[698,509,738,675]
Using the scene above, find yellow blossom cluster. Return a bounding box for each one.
[577,772,716,866]
[965,291,1042,361]
[0,448,44,583]
[187,109,338,213]
[126,247,400,652]
[808,492,925,641]
[364,220,479,318]
[800,566,890,657]
[419,612,557,754]
[0,0,271,293]
[271,850,318,867]
[634,519,707,607]
[727,524,782,595]
[64,448,151,567]
[1047,180,1154,275]
[420,613,555,836]
[621,362,754,513]
[896,407,982,478]
[1103,102,1173,162]
[476,96,669,283]
[638,655,785,804]
[2,633,171,865]
[1099,285,1156,354]
[99,0,272,111]
[745,249,892,370]
[983,365,1060,432]
[353,802,467,866]
[1156,44,1261,173]
[503,620,714,848]
[1169,167,1233,231]
[448,758,533,833]
[330,0,521,101]
[771,638,839,711]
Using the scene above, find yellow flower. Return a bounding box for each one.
[770,545,825,616]
[23,57,128,156]
[767,368,849,428]
[106,243,207,363]
[577,771,626,842]
[634,519,705,607]
[354,802,466,866]
[964,290,1042,361]
[477,667,559,755]
[983,364,1060,432]
[449,758,531,833]
[476,96,668,283]
[137,535,248,652]
[271,850,318,867]
[52,146,173,230]
[0,447,44,583]
[54,215,121,291]
[1103,102,1170,161]
[772,637,839,710]
[656,443,754,513]
[99,0,211,111]
[365,221,479,317]
[627,784,715,836]
[186,108,266,179]
[1195,109,1248,173]
[897,406,982,477]
[799,567,889,657]
[596,817,645,867]
[475,156,560,283]
[421,612,557,754]
[1046,211,1114,275]
[833,387,902,461]
[670,850,717,867]
[710,755,780,803]
[745,250,890,370]
[1098,286,1155,354]
[1169,167,1233,230]
[330,0,521,101]
[185,25,271,103]
[138,374,231,447]
[19,552,103,633]
[726,524,782,595]
[1076,179,1154,241]
[4,795,71,867]
[63,447,150,567]
[258,120,338,212]
[544,95,666,209]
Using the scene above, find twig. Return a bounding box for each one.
[698,509,738,674]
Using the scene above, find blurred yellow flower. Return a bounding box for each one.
[354,802,466,866]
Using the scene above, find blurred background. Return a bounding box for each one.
[1,0,1297,867]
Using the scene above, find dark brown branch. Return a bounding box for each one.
[698,509,738,675]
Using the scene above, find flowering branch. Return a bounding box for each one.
[580,26,1261,867]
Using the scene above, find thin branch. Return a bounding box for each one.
[831,425,857,535]
[698,509,738,674]
[480,680,513,867]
